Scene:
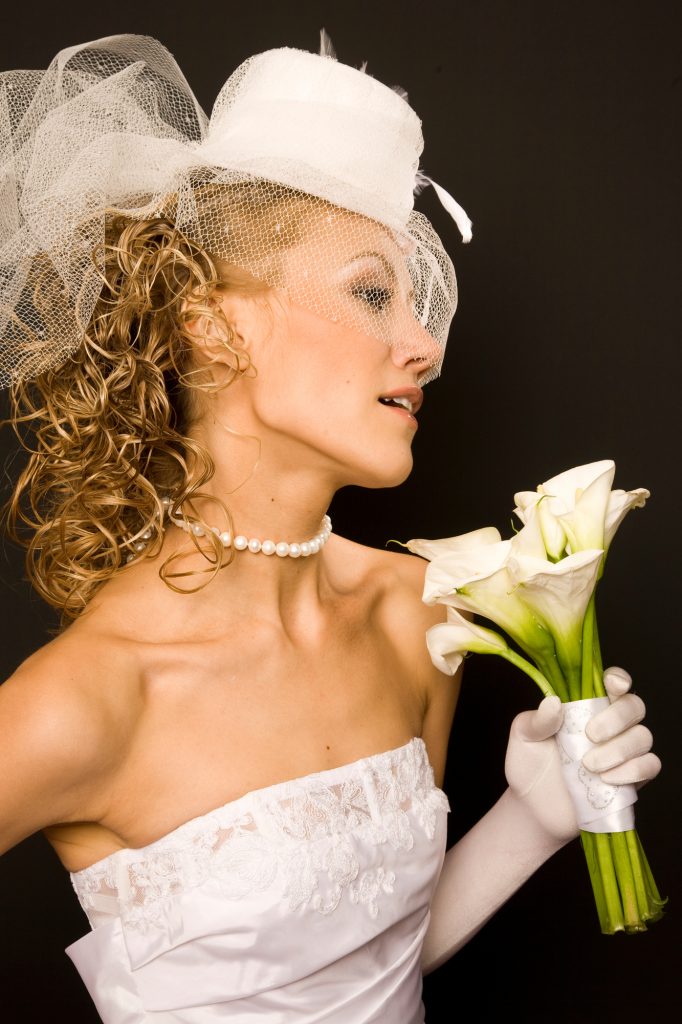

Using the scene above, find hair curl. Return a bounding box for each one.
[2,184,316,623]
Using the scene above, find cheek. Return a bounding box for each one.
[248,346,343,435]
[248,305,394,438]
[263,312,373,394]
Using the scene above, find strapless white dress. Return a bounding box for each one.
[66,738,449,1023]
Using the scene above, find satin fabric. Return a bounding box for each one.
[66,738,449,1022]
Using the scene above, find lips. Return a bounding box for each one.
[377,386,424,416]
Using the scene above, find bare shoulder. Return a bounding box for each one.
[331,536,447,654]
[0,623,141,853]
[328,536,462,782]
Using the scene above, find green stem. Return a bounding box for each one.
[551,632,583,701]
[591,611,606,696]
[632,830,667,920]
[581,594,596,700]
[592,660,606,697]
[626,830,650,920]
[594,832,625,932]
[498,649,555,698]
[610,832,640,929]
[580,831,609,930]
[581,828,667,934]
[557,652,581,700]
[534,654,570,702]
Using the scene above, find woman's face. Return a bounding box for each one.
[213,212,444,489]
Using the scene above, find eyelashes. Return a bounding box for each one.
[348,279,417,317]
[349,282,393,312]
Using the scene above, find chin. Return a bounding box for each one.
[351,449,414,490]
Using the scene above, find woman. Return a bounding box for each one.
[0,31,660,1022]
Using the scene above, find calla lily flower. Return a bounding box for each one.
[409,460,662,934]
[506,546,604,685]
[426,607,509,676]
[514,460,649,558]
[405,526,501,562]
[604,487,650,548]
[536,496,568,561]
[419,525,558,669]
[507,548,603,631]
[414,515,602,699]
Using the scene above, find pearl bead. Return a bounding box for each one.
[141,528,152,540]
[134,541,146,552]
[163,503,331,558]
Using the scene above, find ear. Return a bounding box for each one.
[181,288,255,375]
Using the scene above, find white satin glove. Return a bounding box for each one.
[504,666,661,844]
[421,667,661,973]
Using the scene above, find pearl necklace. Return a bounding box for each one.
[163,497,332,558]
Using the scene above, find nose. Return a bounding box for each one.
[389,312,444,378]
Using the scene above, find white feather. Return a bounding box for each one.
[413,168,433,197]
[414,170,473,243]
[430,178,473,242]
[318,28,337,60]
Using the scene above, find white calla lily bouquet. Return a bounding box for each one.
[408,460,665,934]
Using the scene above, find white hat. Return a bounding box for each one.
[0,30,471,386]
[200,34,472,241]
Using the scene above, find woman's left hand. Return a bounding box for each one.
[504,666,662,845]
[422,667,661,970]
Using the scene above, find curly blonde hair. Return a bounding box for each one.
[2,184,316,623]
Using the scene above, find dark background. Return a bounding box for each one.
[1,1,679,1020]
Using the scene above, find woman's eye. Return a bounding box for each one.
[350,283,393,312]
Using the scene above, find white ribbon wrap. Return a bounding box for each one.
[554,697,637,833]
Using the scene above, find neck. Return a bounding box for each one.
[162,418,339,610]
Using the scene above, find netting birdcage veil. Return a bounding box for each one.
[0,30,472,388]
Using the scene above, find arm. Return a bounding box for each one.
[421,669,661,973]
[0,638,130,855]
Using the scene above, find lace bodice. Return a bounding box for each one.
[66,738,450,1023]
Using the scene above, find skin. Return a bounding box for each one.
[0,219,458,872]
[0,212,659,923]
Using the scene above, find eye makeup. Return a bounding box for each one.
[336,250,415,313]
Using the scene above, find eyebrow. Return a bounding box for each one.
[347,251,415,302]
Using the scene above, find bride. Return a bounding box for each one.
[0,31,659,1023]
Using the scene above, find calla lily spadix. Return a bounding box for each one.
[407,460,663,935]
[534,495,568,561]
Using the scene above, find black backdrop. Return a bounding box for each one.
[0,1,679,1020]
